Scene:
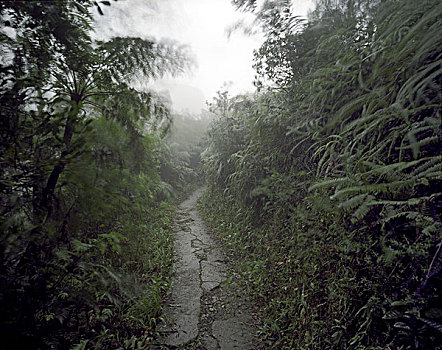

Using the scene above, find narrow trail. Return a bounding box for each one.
[153,187,260,349]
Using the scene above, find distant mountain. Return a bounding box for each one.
[153,80,206,114]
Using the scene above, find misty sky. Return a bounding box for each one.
[93,0,313,114]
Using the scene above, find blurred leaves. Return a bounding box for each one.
[201,0,441,348]
[0,0,192,348]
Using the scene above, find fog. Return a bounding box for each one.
[93,0,313,114]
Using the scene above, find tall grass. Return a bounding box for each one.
[201,0,441,348]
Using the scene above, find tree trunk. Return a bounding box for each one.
[35,99,79,223]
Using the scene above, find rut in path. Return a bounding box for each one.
[153,187,261,350]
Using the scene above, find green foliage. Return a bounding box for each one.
[202,0,441,348]
[98,36,193,84]
[0,1,194,348]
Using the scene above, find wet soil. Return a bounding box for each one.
[152,187,262,349]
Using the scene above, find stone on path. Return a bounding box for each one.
[212,315,255,350]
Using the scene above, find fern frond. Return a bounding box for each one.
[362,158,431,176]
[331,179,416,200]
[352,199,375,222]
[308,177,350,192]
[410,157,440,176]
[338,193,369,211]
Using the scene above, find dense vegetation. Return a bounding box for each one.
[1,0,440,349]
[0,1,207,348]
[201,0,441,348]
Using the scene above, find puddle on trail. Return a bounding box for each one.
[153,187,260,350]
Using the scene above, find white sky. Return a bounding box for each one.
[93,0,313,114]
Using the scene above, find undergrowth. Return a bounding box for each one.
[200,187,441,349]
[201,0,441,348]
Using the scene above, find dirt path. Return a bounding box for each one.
[152,187,261,349]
